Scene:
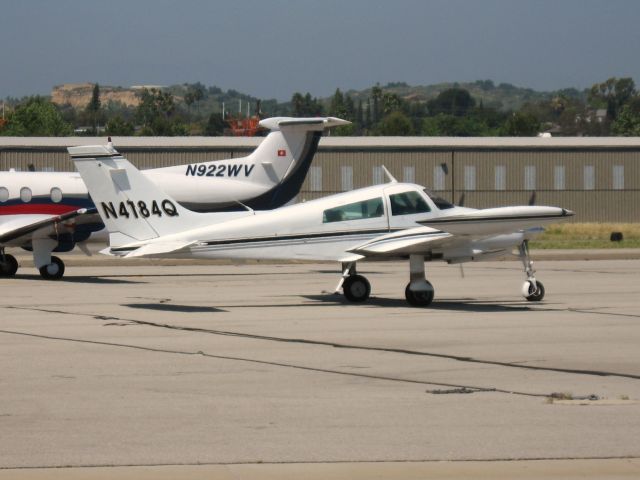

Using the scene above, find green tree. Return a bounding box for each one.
[89,83,101,112]
[371,85,382,123]
[204,113,226,136]
[611,104,640,136]
[344,94,355,121]
[501,112,540,136]
[2,97,72,136]
[135,88,183,135]
[184,84,205,114]
[375,111,414,135]
[329,88,346,117]
[588,77,636,120]
[381,92,404,115]
[86,83,102,133]
[106,115,134,136]
[422,114,489,136]
[290,92,324,116]
[427,88,476,116]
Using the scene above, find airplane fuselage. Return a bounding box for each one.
[109,182,564,264]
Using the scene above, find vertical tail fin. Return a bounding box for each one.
[243,117,350,209]
[69,145,242,248]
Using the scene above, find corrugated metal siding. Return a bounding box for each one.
[0,150,71,171]
[1,140,639,221]
[0,148,246,171]
[118,149,235,169]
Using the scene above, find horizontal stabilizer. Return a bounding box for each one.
[68,144,120,158]
[420,207,574,236]
[258,117,350,131]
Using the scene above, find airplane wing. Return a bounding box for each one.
[107,240,199,258]
[347,206,574,260]
[347,227,456,257]
[419,206,574,237]
[0,208,98,245]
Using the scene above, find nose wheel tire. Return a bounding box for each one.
[343,275,371,302]
[405,282,435,307]
[39,256,65,280]
[522,280,545,301]
[0,254,18,277]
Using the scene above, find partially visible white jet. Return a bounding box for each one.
[0,117,348,279]
[69,145,574,306]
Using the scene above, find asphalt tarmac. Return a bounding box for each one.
[1,257,639,478]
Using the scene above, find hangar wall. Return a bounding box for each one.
[1,137,638,222]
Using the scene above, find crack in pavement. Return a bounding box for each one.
[0,327,539,397]
[1,455,640,471]
[5,305,640,381]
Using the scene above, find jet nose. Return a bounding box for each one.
[562,208,575,217]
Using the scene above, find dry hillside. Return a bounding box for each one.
[51,83,141,108]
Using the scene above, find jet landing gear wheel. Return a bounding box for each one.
[522,280,545,301]
[0,254,18,277]
[518,240,544,302]
[39,256,65,280]
[405,281,434,307]
[343,275,371,302]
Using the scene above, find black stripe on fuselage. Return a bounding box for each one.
[198,228,450,247]
[202,228,393,246]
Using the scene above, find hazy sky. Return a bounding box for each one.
[2,0,639,100]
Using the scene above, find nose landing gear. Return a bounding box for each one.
[519,240,544,301]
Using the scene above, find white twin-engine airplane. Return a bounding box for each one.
[0,117,347,279]
[70,145,574,306]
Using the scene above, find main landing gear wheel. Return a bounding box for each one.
[39,256,65,280]
[522,280,545,302]
[343,275,371,302]
[0,254,18,277]
[405,282,435,307]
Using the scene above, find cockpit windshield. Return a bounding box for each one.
[423,189,455,210]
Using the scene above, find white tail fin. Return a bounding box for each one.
[239,117,349,209]
[69,145,246,248]
[148,116,350,211]
[248,117,348,186]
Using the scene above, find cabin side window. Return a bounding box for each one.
[0,187,8,203]
[50,187,63,203]
[323,197,384,223]
[389,191,430,216]
[20,187,32,203]
[424,189,454,210]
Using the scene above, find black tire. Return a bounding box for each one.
[0,254,19,277]
[525,280,545,301]
[343,275,371,302]
[39,256,65,280]
[405,281,434,307]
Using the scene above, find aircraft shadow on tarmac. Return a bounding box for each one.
[303,294,539,313]
[9,275,144,285]
[123,303,226,313]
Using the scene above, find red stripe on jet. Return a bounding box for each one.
[0,204,79,215]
